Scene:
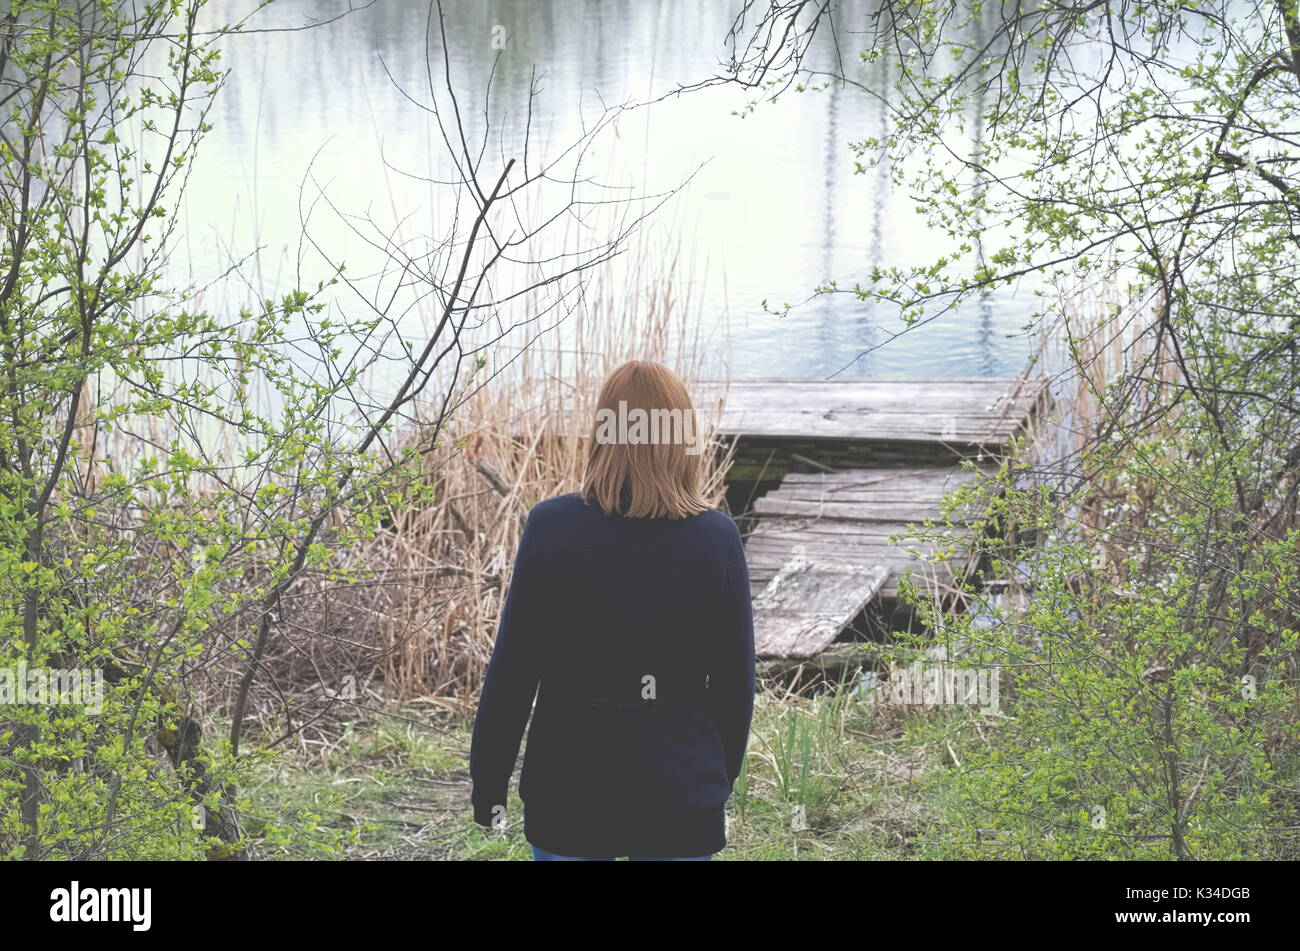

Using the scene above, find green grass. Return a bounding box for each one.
[242,703,483,859]
[247,681,978,860]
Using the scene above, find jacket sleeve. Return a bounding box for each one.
[709,520,756,789]
[469,508,547,828]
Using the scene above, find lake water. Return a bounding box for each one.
[176,0,1060,381]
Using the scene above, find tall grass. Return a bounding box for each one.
[250,239,740,727]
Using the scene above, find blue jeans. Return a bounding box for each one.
[531,845,712,861]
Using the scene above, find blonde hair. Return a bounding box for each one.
[581,361,711,519]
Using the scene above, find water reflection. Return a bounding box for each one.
[182,0,1050,381]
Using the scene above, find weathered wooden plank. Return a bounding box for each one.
[766,488,981,503]
[751,498,983,522]
[726,431,1016,447]
[705,377,1050,451]
[709,378,1044,658]
[739,458,997,624]
[718,417,1017,443]
[757,642,876,678]
[752,466,987,515]
[750,561,958,601]
[780,465,996,486]
[747,546,964,579]
[712,400,1033,417]
[748,559,947,591]
[746,535,975,560]
[748,522,945,541]
[750,575,953,603]
[749,536,964,576]
[715,407,1032,425]
[709,396,1030,413]
[699,379,1042,403]
[750,547,889,659]
[746,522,972,543]
[745,537,956,559]
[715,412,1023,429]
[748,553,951,582]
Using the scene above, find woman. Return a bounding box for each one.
[469,360,755,861]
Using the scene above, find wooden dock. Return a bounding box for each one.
[704,377,1050,660]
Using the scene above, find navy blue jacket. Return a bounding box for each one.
[469,492,755,857]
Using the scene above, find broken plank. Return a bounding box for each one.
[751,547,889,659]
